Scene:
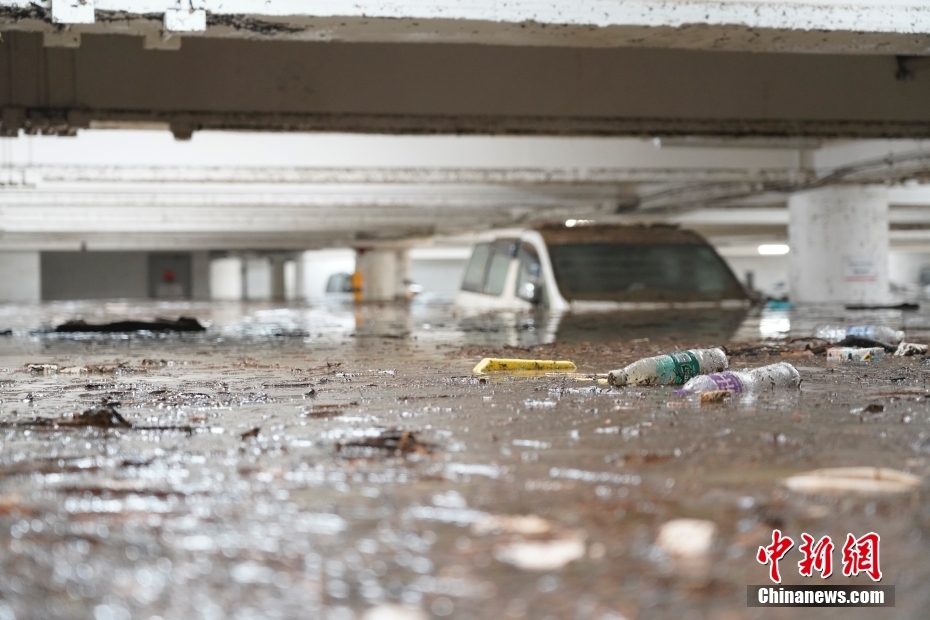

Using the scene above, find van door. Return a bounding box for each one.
[456,239,527,309]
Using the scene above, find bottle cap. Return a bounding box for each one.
[608,370,628,387]
[704,348,729,371]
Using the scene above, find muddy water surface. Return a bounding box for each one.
[0,300,927,620]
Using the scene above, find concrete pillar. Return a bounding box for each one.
[0,252,40,303]
[210,256,243,301]
[284,260,298,301]
[191,251,211,300]
[396,250,411,298]
[269,258,287,301]
[355,249,410,302]
[244,256,272,300]
[788,186,889,304]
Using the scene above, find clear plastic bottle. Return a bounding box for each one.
[608,348,728,387]
[674,362,800,395]
[814,325,904,343]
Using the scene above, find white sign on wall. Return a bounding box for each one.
[843,256,878,282]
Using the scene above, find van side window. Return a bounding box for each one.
[515,243,543,303]
[461,243,492,292]
[462,240,518,296]
[483,240,519,296]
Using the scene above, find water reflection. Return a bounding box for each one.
[757,308,791,340]
[1,298,928,350]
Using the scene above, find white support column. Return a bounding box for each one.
[355,248,410,302]
[357,250,396,302]
[395,249,412,300]
[788,186,890,304]
[269,258,287,301]
[244,257,272,300]
[284,260,299,301]
[209,256,244,301]
[0,252,41,303]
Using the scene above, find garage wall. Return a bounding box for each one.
[41,252,149,300]
[0,252,41,304]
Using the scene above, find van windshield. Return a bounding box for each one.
[547,242,746,302]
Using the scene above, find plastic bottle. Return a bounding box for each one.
[608,348,728,387]
[814,325,904,343]
[674,362,800,395]
[826,347,884,362]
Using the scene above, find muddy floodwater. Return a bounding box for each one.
[0,298,928,620]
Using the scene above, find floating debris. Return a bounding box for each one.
[25,363,59,374]
[657,519,717,558]
[523,399,557,408]
[895,342,928,357]
[361,604,428,620]
[59,366,88,375]
[784,467,922,494]
[608,348,727,387]
[699,390,732,404]
[240,427,261,440]
[262,381,313,388]
[494,533,586,571]
[337,429,434,456]
[676,362,800,395]
[65,405,133,428]
[845,302,919,311]
[472,514,552,536]
[473,358,577,374]
[815,325,904,344]
[826,347,885,362]
[833,336,897,353]
[54,317,206,333]
[301,403,348,418]
[850,404,884,415]
[2,404,193,433]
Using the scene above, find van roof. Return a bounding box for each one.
[534,223,709,246]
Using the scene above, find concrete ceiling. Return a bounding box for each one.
[2,2,929,252]
[2,130,930,251]
[3,0,930,54]
[2,1,930,137]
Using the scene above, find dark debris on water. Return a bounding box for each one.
[53,317,206,333]
[0,405,193,433]
[69,405,133,428]
[337,429,434,456]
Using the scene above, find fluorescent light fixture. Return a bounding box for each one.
[565,219,592,228]
[758,244,789,255]
[565,219,577,227]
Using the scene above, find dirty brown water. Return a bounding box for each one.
[0,299,928,619]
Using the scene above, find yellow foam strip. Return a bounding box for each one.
[472,358,577,374]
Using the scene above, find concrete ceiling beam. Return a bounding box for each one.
[2,32,930,138]
[3,1,929,54]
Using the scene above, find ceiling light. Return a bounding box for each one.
[758,244,789,255]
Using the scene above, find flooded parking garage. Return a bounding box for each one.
[0,299,926,620]
[4,2,930,611]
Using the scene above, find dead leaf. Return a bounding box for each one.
[700,390,732,405]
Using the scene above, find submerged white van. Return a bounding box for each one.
[455,223,752,312]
